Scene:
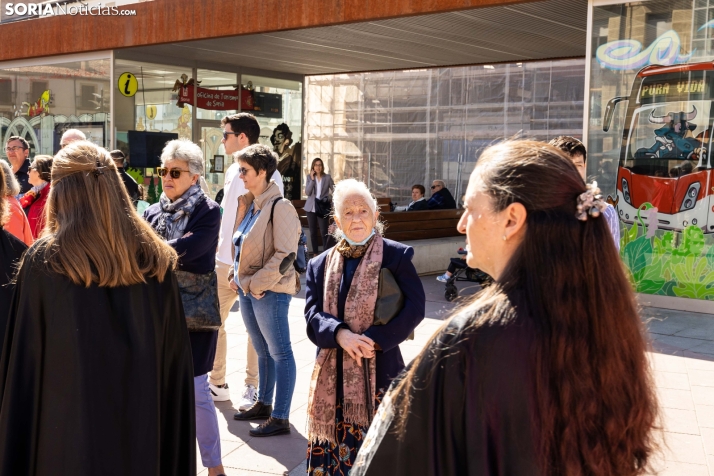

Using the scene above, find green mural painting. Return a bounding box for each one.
[620,204,714,300]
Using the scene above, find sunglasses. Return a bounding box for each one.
[222,131,242,141]
[157,167,191,179]
[431,185,438,189]
[238,167,252,176]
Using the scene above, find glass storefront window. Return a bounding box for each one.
[242,75,303,200]
[113,59,193,201]
[305,59,585,207]
[0,57,110,159]
[587,0,714,301]
[196,69,239,199]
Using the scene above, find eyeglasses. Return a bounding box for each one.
[238,167,252,176]
[157,167,191,179]
[4,146,25,152]
[222,131,242,141]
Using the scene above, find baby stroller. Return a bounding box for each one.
[443,250,493,302]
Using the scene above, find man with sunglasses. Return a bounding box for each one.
[210,113,283,409]
[426,179,456,210]
[4,136,32,195]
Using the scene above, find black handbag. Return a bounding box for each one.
[373,268,414,340]
[315,196,332,219]
[175,270,222,331]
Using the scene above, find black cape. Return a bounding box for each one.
[0,229,27,352]
[0,246,196,475]
[352,298,541,476]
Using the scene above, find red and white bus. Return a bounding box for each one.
[603,61,714,232]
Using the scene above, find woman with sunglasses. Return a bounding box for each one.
[19,154,53,238]
[143,139,227,476]
[230,144,301,437]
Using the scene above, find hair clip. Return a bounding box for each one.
[93,160,105,177]
[576,181,608,221]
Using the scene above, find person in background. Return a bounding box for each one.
[0,161,32,245]
[0,164,27,353]
[230,144,300,438]
[304,178,425,475]
[548,136,620,250]
[110,149,139,206]
[426,179,456,210]
[394,184,428,211]
[143,139,225,476]
[304,158,335,256]
[352,141,657,476]
[19,155,52,238]
[59,128,86,148]
[0,141,195,474]
[210,113,283,409]
[4,136,31,195]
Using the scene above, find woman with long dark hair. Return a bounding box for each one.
[353,140,658,476]
[19,154,52,238]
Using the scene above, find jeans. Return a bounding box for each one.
[195,374,222,468]
[238,289,296,419]
[211,260,258,387]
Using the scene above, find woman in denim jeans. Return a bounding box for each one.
[229,144,301,437]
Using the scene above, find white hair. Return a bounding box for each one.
[61,129,86,144]
[331,178,384,238]
[0,160,20,196]
[160,138,204,175]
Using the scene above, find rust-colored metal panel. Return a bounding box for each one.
[0,0,538,62]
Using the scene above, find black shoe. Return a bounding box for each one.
[234,401,272,421]
[249,416,290,437]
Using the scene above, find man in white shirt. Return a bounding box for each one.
[210,113,284,409]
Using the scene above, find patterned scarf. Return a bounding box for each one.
[155,184,205,241]
[307,234,383,445]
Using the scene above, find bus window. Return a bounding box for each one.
[626,101,712,176]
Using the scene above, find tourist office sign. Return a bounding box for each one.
[176,85,249,110]
[175,85,283,118]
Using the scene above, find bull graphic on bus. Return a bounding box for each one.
[603,61,714,233]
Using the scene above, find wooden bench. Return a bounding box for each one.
[291,199,462,243]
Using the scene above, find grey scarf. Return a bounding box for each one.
[156,184,205,241]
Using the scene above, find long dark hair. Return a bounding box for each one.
[392,140,658,475]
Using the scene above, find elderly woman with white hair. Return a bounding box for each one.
[304,179,425,475]
[143,139,226,476]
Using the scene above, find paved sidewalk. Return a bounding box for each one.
[201,275,714,476]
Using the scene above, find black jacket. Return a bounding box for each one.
[0,245,196,475]
[0,230,26,350]
[407,198,428,211]
[144,196,221,376]
[14,159,31,196]
[427,187,457,210]
[118,168,140,205]
[353,292,540,476]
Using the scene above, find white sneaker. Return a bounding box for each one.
[239,384,258,411]
[209,383,230,402]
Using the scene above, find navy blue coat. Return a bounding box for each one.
[144,196,221,376]
[305,238,426,393]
